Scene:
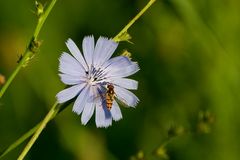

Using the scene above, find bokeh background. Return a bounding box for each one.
[1,0,240,159]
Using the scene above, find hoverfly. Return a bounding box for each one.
[92,84,116,111]
[105,84,115,110]
[93,83,128,111]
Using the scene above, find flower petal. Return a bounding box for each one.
[93,37,118,68]
[59,74,86,85]
[81,102,95,125]
[66,39,88,70]
[103,116,112,128]
[105,62,140,78]
[111,101,122,121]
[82,36,95,68]
[101,56,139,78]
[56,83,85,103]
[72,84,90,115]
[107,78,138,90]
[95,103,112,128]
[95,105,104,127]
[59,52,85,76]
[81,87,96,125]
[114,86,139,107]
[101,56,132,70]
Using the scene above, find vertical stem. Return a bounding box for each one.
[0,59,25,98]
[17,101,59,160]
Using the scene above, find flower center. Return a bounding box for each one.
[87,65,106,85]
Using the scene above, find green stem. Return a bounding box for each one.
[113,0,156,42]
[0,59,25,98]
[17,101,59,160]
[34,0,57,38]
[0,0,57,98]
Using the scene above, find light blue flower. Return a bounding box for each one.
[56,36,139,128]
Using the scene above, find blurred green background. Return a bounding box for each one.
[1,0,240,159]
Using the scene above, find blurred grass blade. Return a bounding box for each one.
[170,0,226,54]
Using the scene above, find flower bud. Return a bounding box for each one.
[167,124,185,138]
[115,32,132,43]
[130,150,145,160]
[197,111,215,134]
[29,38,42,53]
[153,146,169,159]
[121,50,132,59]
[35,1,44,17]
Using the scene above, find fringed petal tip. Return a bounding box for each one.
[96,124,112,128]
[72,108,82,115]
[114,86,139,108]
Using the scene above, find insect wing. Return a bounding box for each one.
[115,97,129,107]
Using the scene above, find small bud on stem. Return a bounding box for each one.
[153,146,169,159]
[29,38,42,53]
[167,124,185,138]
[121,50,132,59]
[114,31,132,43]
[197,111,215,134]
[35,1,44,17]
